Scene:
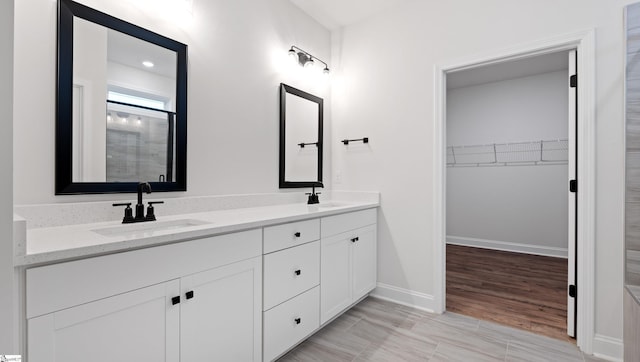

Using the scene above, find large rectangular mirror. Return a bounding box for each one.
[279,83,323,188]
[56,0,187,194]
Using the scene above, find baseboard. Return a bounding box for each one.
[447,235,568,258]
[591,334,623,362]
[370,283,436,313]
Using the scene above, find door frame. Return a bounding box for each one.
[432,30,596,354]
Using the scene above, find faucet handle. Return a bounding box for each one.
[145,201,164,221]
[113,203,134,224]
[306,192,320,205]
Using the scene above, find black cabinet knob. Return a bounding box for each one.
[185,290,194,300]
[294,318,301,325]
[294,269,301,276]
[351,237,359,243]
[171,296,180,305]
[294,232,301,238]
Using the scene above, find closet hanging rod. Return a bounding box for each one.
[342,137,369,145]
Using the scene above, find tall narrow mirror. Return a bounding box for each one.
[279,83,323,188]
[56,0,187,194]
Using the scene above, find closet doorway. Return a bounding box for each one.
[434,32,595,352]
[443,50,577,341]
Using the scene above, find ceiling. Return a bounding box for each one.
[289,0,410,30]
[288,1,569,89]
[107,29,177,79]
[447,51,570,89]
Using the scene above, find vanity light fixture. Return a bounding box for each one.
[288,46,329,74]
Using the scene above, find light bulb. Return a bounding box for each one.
[323,66,330,74]
[304,57,315,68]
[288,48,296,59]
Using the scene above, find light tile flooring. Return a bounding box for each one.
[279,297,606,362]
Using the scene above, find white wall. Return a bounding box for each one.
[13,0,332,204]
[73,18,108,182]
[446,71,568,254]
[0,0,14,352]
[447,71,568,146]
[331,0,628,350]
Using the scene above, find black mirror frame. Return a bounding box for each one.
[279,83,324,189]
[55,0,188,194]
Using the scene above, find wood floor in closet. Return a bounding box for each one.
[446,244,571,342]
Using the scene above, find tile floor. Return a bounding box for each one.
[279,297,607,361]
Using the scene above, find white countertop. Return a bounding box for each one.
[16,200,378,267]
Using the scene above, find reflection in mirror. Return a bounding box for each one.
[104,104,175,182]
[57,0,187,194]
[279,84,323,188]
[72,18,177,183]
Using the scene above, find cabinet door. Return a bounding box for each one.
[320,233,351,325]
[180,256,262,362]
[351,225,377,301]
[28,280,180,362]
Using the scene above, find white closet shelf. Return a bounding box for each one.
[447,139,568,167]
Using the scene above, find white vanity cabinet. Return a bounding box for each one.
[22,205,378,362]
[262,219,321,362]
[26,230,263,362]
[320,209,377,324]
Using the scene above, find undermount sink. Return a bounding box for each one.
[93,219,210,237]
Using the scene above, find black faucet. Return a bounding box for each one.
[113,182,163,224]
[306,186,322,204]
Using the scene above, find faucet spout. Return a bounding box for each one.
[135,182,152,220]
[137,182,152,204]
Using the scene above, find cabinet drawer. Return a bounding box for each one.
[263,241,319,310]
[321,208,376,238]
[263,286,320,362]
[264,219,320,254]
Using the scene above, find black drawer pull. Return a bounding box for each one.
[351,237,359,242]
[294,269,301,276]
[185,291,194,300]
[294,232,301,237]
[171,296,180,305]
[294,318,301,325]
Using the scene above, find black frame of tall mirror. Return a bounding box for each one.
[279,83,324,188]
[56,0,188,194]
